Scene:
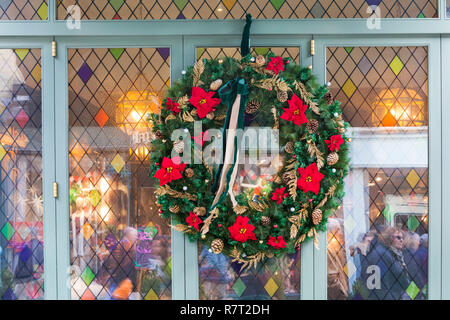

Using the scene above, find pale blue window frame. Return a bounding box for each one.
[0,0,448,300]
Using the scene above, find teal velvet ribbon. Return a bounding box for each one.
[209,78,248,211]
[240,14,252,57]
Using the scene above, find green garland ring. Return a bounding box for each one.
[149,53,350,269]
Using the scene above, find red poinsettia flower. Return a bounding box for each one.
[186,211,203,231]
[325,134,345,152]
[267,236,287,250]
[266,56,285,75]
[153,156,186,186]
[280,94,308,126]
[192,131,210,146]
[297,163,324,195]
[228,215,257,243]
[166,97,180,114]
[271,187,288,204]
[189,87,221,119]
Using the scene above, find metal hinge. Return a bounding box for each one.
[53,182,58,198]
[310,39,315,56]
[52,41,56,57]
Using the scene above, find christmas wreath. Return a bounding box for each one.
[149,16,350,269]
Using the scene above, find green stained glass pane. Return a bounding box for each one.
[1,222,15,241]
[173,0,189,11]
[109,48,124,60]
[232,278,247,297]
[109,0,124,11]
[254,47,270,56]
[406,282,420,300]
[407,216,420,232]
[270,0,285,11]
[81,266,95,286]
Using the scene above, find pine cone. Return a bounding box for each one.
[324,92,334,105]
[284,141,294,154]
[210,79,223,91]
[155,130,164,140]
[193,207,206,216]
[327,152,339,166]
[282,172,291,185]
[169,205,180,214]
[211,239,224,254]
[277,90,288,103]
[261,216,271,226]
[306,119,319,133]
[256,55,265,66]
[185,168,194,178]
[206,112,215,120]
[245,100,260,114]
[312,208,323,225]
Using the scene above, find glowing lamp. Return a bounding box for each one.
[116,90,161,132]
[372,88,426,127]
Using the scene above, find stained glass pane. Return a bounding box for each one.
[0,0,48,20]
[68,47,172,300]
[197,46,301,300]
[0,49,43,300]
[57,0,438,20]
[326,46,428,300]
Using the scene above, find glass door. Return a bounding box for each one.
[313,36,441,300]
[183,35,315,300]
[0,38,56,300]
[54,37,185,300]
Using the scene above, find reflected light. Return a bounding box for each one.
[372,88,426,127]
[99,177,109,194]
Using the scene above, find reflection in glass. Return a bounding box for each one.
[0,49,43,300]
[199,245,300,300]
[57,0,438,20]
[0,0,48,20]
[68,48,171,300]
[326,46,428,300]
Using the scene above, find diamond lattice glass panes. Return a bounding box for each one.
[0,49,43,300]
[68,48,171,300]
[0,0,48,20]
[326,46,428,300]
[197,47,301,300]
[57,0,438,20]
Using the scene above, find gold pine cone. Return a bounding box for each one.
[327,152,339,166]
[256,55,266,66]
[193,207,206,216]
[185,168,194,178]
[173,140,184,154]
[206,112,215,120]
[210,79,223,91]
[211,239,224,254]
[277,90,288,103]
[312,208,323,225]
[306,119,319,133]
[245,100,260,114]
[169,205,180,214]
[261,216,271,226]
[284,141,294,154]
[282,172,291,185]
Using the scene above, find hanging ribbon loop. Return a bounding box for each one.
[240,14,252,57]
[209,78,248,211]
